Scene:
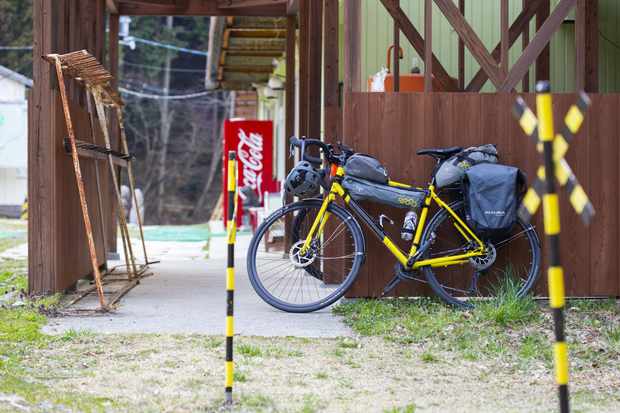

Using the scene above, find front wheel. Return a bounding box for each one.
[247,199,365,313]
[421,201,541,309]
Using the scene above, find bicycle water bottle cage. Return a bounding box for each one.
[378,214,394,229]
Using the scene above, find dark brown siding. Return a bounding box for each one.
[343,92,620,298]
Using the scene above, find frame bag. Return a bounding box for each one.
[344,154,389,184]
[435,144,499,188]
[342,176,427,210]
[462,163,525,240]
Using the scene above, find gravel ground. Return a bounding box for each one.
[9,334,619,413]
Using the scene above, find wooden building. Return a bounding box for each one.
[30,1,619,299]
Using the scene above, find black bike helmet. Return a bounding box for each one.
[284,161,322,198]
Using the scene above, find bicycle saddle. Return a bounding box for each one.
[416,146,463,160]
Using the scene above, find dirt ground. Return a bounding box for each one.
[2,333,617,413]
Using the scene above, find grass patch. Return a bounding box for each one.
[335,289,620,371]
[384,404,416,413]
[420,351,440,363]
[237,343,263,358]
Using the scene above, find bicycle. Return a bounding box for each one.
[247,137,541,313]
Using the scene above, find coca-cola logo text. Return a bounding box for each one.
[237,128,264,196]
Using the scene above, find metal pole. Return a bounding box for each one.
[536,80,570,413]
[224,151,237,405]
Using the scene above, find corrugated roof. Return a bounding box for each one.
[0,65,33,88]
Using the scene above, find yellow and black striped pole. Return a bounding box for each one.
[225,151,237,405]
[536,81,570,413]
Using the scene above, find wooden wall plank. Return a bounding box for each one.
[344,93,369,297]
[588,95,618,296]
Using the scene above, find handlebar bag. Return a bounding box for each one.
[435,144,499,188]
[342,176,427,210]
[344,154,389,184]
[462,163,525,240]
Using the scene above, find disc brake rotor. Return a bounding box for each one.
[289,240,317,268]
[469,242,497,271]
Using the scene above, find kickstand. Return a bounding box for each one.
[382,264,406,297]
[468,271,482,295]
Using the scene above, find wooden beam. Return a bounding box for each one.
[218,0,286,9]
[393,0,400,92]
[344,0,361,93]
[118,0,287,16]
[106,0,118,13]
[324,0,339,139]
[108,14,119,89]
[522,0,530,91]
[458,0,465,90]
[536,0,550,82]
[466,0,543,92]
[499,0,576,92]
[433,0,503,88]
[380,0,457,91]
[576,0,598,92]
[501,0,509,75]
[424,0,432,92]
[287,0,299,15]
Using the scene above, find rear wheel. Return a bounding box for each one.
[247,199,365,313]
[420,201,541,309]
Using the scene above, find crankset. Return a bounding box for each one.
[381,264,426,297]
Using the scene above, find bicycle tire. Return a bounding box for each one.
[247,199,365,313]
[420,201,541,309]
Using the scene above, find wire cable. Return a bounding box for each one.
[121,60,206,73]
[119,87,220,101]
[123,37,208,57]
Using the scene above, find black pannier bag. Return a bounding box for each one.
[342,176,427,210]
[462,163,525,240]
[344,154,389,184]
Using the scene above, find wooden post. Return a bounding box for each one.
[576,0,598,92]
[307,0,323,138]
[522,0,530,92]
[324,0,340,139]
[458,0,465,90]
[299,0,309,135]
[536,0,550,82]
[501,0,509,77]
[344,0,361,94]
[285,15,296,143]
[108,14,119,88]
[393,0,400,92]
[30,0,56,294]
[284,15,296,248]
[424,0,432,92]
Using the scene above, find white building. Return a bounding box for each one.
[0,65,31,218]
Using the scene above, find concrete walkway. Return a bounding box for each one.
[43,234,352,338]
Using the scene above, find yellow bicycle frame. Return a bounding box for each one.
[301,166,486,270]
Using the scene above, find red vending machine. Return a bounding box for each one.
[222,119,277,227]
